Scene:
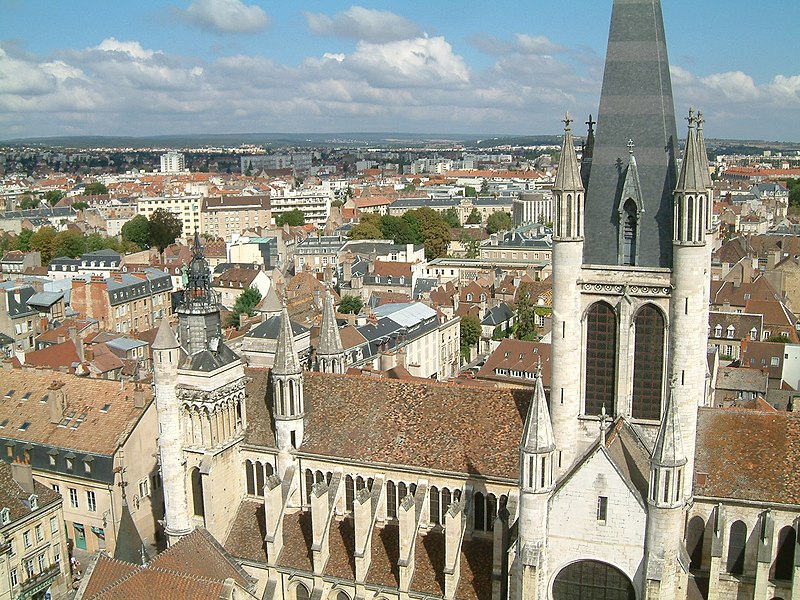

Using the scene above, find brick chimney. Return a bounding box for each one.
[48,380,66,424]
[11,459,35,495]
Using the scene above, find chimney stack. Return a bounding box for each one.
[133,384,147,409]
[48,381,66,424]
[68,326,84,363]
[11,460,35,496]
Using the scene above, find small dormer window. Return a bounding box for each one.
[750,328,758,340]
[466,293,473,301]
[726,325,735,339]
[0,507,9,524]
[714,325,722,337]
[28,495,38,510]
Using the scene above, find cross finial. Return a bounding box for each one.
[563,112,573,131]
[586,114,596,133]
[627,139,635,155]
[697,109,705,130]
[687,107,696,127]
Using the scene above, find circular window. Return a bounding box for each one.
[553,560,635,600]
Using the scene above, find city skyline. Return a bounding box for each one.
[1,0,799,141]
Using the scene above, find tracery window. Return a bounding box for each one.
[632,305,665,420]
[585,302,617,416]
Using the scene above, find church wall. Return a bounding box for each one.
[547,449,647,593]
[689,499,799,600]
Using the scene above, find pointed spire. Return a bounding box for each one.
[273,305,301,376]
[620,139,643,207]
[695,109,713,189]
[317,291,344,357]
[152,317,179,350]
[676,107,708,193]
[651,383,687,468]
[553,112,584,193]
[521,365,555,454]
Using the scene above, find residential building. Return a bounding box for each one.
[159,151,186,174]
[210,266,271,310]
[70,268,173,334]
[294,235,346,274]
[0,461,70,600]
[136,196,202,238]
[0,251,41,276]
[707,311,762,359]
[0,283,40,352]
[512,191,553,226]
[0,367,162,557]
[201,195,271,240]
[48,250,122,281]
[270,187,331,226]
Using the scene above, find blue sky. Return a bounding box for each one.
[1,0,799,141]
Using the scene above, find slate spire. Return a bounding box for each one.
[553,113,584,194]
[696,110,713,189]
[152,316,179,351]
[317,291,344,358]
[675,108,707,194]
[273,304,301,376]
[521,364,555,454]
[583,0,679,268]
[651,383,686,469]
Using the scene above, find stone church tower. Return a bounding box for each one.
[521,0,715,598]
[153,235,248,546]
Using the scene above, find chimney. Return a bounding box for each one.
[48,381,65,424]
[11,460,35,495]
[68,326,84,363]
[133,384,147,409]
[767,250,780,270]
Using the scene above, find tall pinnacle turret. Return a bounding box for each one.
[274,305,301,376]
[315,291,345,374]
[583,0,678,268]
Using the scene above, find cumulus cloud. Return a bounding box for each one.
[1,33,798,140]
[175,0,270,34]
[304,6,420,42]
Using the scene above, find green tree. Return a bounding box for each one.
[460,315,482,360]
[349,213,384,240]
[514,284,538,341]
[339,294,363,314]
[82,182,109,195]
[767,333,791,343]
[444,207,461,228]
[459,231,480,258]
[72,201,89,211]
[464,186,477,198]
[415,207,451,260]
[43,190,64,206]
[401,212,423,244]
[379,215,415,244]
[53,231,87,258]
[275,208,306,226]
[466,207,482,224]
[148,208,183,252]
[788,179,800,206]
[122,214,151,249]
[486,211,513,234]
[229,287,262,328]
[480,180,490,194]
[12,229,34,252]
[18,196,38,210]
[30,226,58,263]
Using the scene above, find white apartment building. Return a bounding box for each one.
[270,187,332,226]
[136,196,201,238]
[512,190,554,226]
[160,152,186,174]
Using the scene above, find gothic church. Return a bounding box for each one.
[151,1,800,599]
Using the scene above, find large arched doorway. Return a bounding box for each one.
[553,560,635,600]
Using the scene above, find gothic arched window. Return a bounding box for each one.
[386,481,397,519]
[727,520,747,575]
[621,199,637,265]
[429,486,440,525]
[773,526,796,581]
[585,302,617,416]
[632,305,665,420]
[245,460,255,496]
[686,515,706,571]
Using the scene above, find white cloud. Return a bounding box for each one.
[305,6,420,42]
[96,38,158,60]
[177,0,270,34]
[514,34,564,55]
[347,36,471,88]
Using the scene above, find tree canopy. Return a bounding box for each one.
[347,209,451,260]
[460,314,481,360]
[339,294,363,314]
[82,182,109,195]
[486,211,513,234]
[275,208,306,226]
[148,209,183,252]
[44,190,64,206]
[465,207,482,224]
[444,207,461,228]
[121,214,151,249]
[514,283,538,341]
[228,287,262,328]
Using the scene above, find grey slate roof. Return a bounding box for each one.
[553,119,584,193]
[26,291,64,308]
[482,303,514,327]
[152,318,179,350]
[676,117,708,193]
[246,315,308,340]
[583,0,679,268]
[3,285,37,318]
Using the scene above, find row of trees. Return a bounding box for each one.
[348,207,452,260]
[0,228,138,264]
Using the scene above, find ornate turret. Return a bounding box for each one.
[315,291,345,374]
[649,384,686,509]
[580,114,596,188]
[272,305,304,455]
[553,113,584,241]
[618,139,644,265]
[520,364,556,493]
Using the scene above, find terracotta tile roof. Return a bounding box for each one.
[744,298,798,341]
[212,267,259,289]
[710,277,780,307]
[476,339,551,388]
[695,408,800,504]
[81,555,138,598]
[0,460,61,523]
[739,339,785,379]
[372,260,413,278]
[23,340,82,372]
[223,500,267,563]
[0,367,151,456]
